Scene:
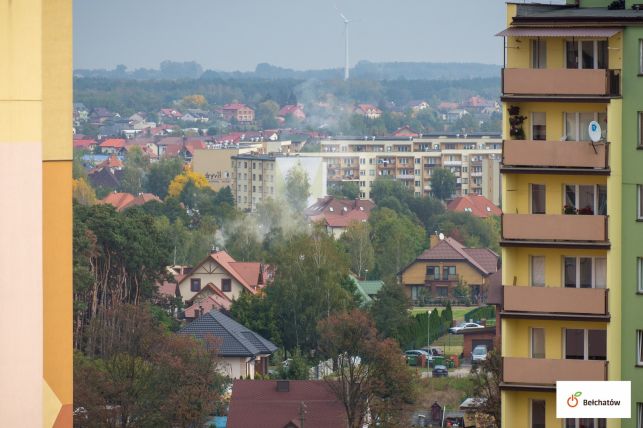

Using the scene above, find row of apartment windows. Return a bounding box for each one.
[529,256,606,288]
[530,184,607,215]
[530,39,608,70]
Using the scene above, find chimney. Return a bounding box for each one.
[430,233,441,248]
[276,380,290,392]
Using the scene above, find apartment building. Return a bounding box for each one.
[300,133,502,204]
[492,2,643,427]
[231,154,326,212]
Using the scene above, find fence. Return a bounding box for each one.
[463,305,496,323]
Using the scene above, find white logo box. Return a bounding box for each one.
[556,381,631,419]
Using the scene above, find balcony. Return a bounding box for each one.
[443,160,462,166]
[494,285,609,320]
[502,140,609,174]
[501,214,609,248]
[502,68,620,98]
[397,174,415,180]
[502,357,608,389]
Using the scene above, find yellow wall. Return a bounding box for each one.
[503,173,607,215]
[503,247,607,287]
[502,318,607,359]
[401,260,486,286]
[501,390,558,428]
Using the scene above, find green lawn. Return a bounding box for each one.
[410,306,472,321]
[431,333,464,356]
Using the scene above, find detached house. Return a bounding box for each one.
[179,310,277,379]
[98,138,127,155]
[399,236,499,305]
[222,103,255,123]
[304,196,375,238]
[177,250,268,304]
[354,103,382,119]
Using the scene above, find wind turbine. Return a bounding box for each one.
[336,7,354,80]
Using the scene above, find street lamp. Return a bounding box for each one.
[427,308,432,378]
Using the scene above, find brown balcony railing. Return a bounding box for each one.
[502,214,608,243]
[502,68,620,97]
[502,140,609,170]
[503,357,608,385]
[501,286,608,316]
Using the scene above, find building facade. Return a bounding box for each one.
[231,154,326,212]
[495,1,643,427]
[300,134,501,201]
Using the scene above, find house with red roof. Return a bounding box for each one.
[399,235,499,305]
[100,192,161,212]
[392,125,419,138]
[99,138,127,155]
[304,197,375,239]
[183,283,233,320]
[73,139,97,151]
[221,103,255,123]
[159,108,183,120]
[353,103,382,119]
[278,104,306,122]
[92,154,124,172]
[447,195,502,218]
[177,250,268,304]
[227,380,346,428]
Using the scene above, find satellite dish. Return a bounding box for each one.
[588,121,602,143]
[438,233,445,241]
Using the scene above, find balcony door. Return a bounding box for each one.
[564,329,606,360]
[564,184,607,215]
[530,184,546,214]
[565,39,608,69]
[563,256,606,289]
[563,112,607,141]
[531,39,547,69]
[531,328,545,359]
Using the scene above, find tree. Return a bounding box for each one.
[317,309,417,428]
[469,348,502,427]
[73,178,97,205]
[146,158,183,199]
[369,208,426,281]
[179,94,207,109]
[167,169,209,199]
[430,167,456,201]
[229,292,282,347]
[118,165,145,194]
[341,221,374,279]
[73,149,88,180]
[276,348,310,380]
[256,100,280,129]
[328,182,359,200]
[284,164,311,212]
[370,280,411,344]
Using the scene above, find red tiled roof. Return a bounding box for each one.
[157,281,177,298]
[99,138,126,148]
[412,237,498,275]
[355,103,382,113]
[223,103,252,111]
[180,251,263,295]
[100,192,161,212]
[305,197,375,228]
[227,380,346,428]
[229,262,263,288]
[163,143,182,157]
[73,139,97,150]
[95,154,124,169]
[447,195,502,218]
[278,105,304,116]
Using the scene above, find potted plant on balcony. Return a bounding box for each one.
[563,205,577,215]
[508,106,527,140]
[577,205,594,215]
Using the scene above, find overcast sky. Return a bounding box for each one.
[73,0,566,71]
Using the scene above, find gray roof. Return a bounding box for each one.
[513,4,643,22]
[179,310,277,357]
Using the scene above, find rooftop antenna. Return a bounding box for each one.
[335,5,354,80]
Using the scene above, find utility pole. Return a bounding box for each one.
[427,308,432,378]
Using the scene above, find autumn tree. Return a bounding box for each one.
[167,168,209,199]
[317,309,417,428]
[73,178,97,205]
[179,94,208,109]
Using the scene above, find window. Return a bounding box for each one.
[426,266,439,279]
[638,258,643,293]
[637,403,643,428]
[564,112,607,141]
[640,39,643,74]
[436,286,448,297]
[564,329,606,360]
[565,419,606,428]
[531,184,546,214]
[564,257,606,289]
[221,278,232,292]
[442,266,456,280]
[564,184,607,215]
[565,40,608,69]
[532,112,546,140]
[531,39,547,69]
[637,330,643,366]
[638,185,643,220]
[531,256,545,287]
[531,328,545,359]
[530,399,546,428]
[190,278,201,292]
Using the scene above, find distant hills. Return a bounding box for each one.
[74,60,501,81]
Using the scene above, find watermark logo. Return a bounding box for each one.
[566,391,581,408]
[557,381,630,419]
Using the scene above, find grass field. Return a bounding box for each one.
[410,306,472,321]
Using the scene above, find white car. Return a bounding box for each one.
[472,345,489,363]
[449,322,484,334]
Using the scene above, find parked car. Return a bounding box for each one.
[449,322,484,334]
[405,349,433,360]
[420,346,444,356]
[472,345,488,363]
[432,364,448,377]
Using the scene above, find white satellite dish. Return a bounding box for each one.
[588,121,602,143]
[438,232,445,241]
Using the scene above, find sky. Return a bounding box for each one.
[73,0,566,72]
